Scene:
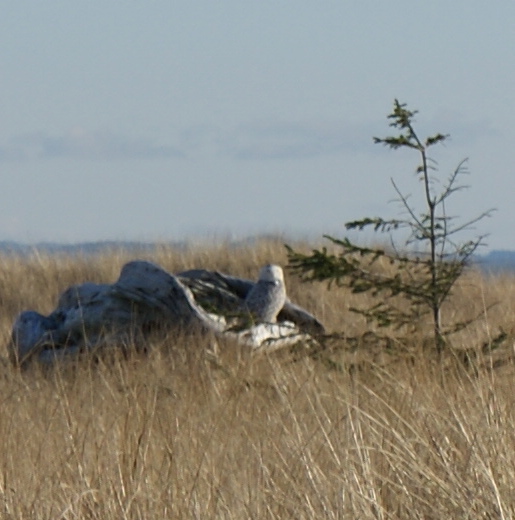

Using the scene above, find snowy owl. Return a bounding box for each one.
[244,264,286,323]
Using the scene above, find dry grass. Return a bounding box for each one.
[1,239,515,519]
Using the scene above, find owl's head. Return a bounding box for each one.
[258,264,284,284]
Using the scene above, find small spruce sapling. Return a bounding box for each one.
[287,100,493,353]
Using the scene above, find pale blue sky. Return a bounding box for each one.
[1,2,513,250]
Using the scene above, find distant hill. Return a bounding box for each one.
[476,250,515,274]
[0,240,171,257]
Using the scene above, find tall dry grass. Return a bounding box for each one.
[0,239,515,519]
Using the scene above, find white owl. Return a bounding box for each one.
[244,264,286,323]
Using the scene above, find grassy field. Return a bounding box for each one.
[1,238,515,519]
